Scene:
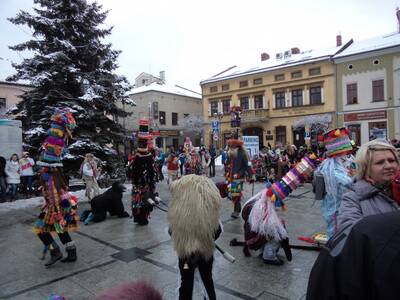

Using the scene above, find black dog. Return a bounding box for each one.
[81,182,129,223]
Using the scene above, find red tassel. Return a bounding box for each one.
[266,188,273,197]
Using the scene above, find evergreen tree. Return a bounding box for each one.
[7,0,134,180]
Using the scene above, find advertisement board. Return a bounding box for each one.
[243,135,259,158]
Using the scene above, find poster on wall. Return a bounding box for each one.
[243,136,259,158]
[369,127,387,140]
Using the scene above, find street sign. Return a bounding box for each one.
[213,133,219,141]
[212,120,219,130]
[304,131,311,140]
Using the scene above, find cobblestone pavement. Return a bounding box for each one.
[0,170,325,300]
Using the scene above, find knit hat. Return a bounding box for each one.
[37,108,76,167]
[323,127,353,158]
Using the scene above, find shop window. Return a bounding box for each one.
[172,112,178,126]
[372,79,384,102]
[240,96,249,110]
[239,80,248,88]
[210,101,218,115]
[310,86,322,105]
[275,126,287,145]
[369,121,387,140]
[275,91,285,108]
[275,74,285,81]
[348,124,361,146]
[346,83,358,104]
[292,89,303,106]
[222,99,230,114]
[254,95,263,109]
[159,111,166,125]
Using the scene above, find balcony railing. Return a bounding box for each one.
[241,108,269,123]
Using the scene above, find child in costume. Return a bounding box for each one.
[168,174,222,300]
[131,119,157,225]
[34,109,79,267]
[314,128,355,238]
[225,138,254,218]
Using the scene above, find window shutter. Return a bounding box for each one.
[321,87,324,103]
[262,96,265,109]
[272,94,276,108]
[218,102,222,113]
[208,102,211,116]
[286,90,291,107]
[249,96,254,109]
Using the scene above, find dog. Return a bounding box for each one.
[81,182,129,224]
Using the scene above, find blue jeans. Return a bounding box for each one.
[0,176,7,201]
[8,183,18,200]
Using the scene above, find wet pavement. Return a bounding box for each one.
[0,170,325,300]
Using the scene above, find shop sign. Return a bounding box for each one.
[344,111,387,122]
[159,130,179,137]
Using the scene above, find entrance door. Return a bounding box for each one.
[348,124,361,146]
[242,127,264,149]
[293,127,305,148]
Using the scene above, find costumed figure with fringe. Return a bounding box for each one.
[33,109,79,267]
[168,174,222,300]
[131,119,157,226]
[313,128,355,238]
[226,138,254,218]
[232,154,317,265]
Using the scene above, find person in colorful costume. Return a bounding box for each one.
[34,109,79,267]
[225,138,253,218]
[315,128,354,238]
[238,154,317,265]
[131,119,157,225]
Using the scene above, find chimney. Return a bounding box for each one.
[397,7,400,33]
[261,53,270,61]
[336,34,342,47]
[291,47,300,54]
[159,71,165,83]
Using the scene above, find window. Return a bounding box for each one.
[372,79,384,102]
[253,78,263,85]
[292,89,303,106]
[210,86,217,93]
[210,101,218,115]
[347,64,353,70]
[0,98,6,111]
[239,80,248,88]
[309,67,321,76]
[310,86,322,105]
[222,99,230,114]
[275,74,285,81]
[222,84,230,91]
[276,126,287,145]
[373,59,380,65]
[275,91,285,108]
[240,96,249,110]
[369,121,387,140]
[291,71,302,79]
[172,112,178,126]
[254,95,263,109]
[346,83,358,104]
[159,111,166,125]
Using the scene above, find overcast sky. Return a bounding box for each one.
[0,0,399,92]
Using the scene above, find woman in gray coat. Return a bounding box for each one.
[338,140,399,231]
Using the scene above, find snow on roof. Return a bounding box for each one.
[334,32,400,59]
[201,46,342,84]
[129,82,201,99]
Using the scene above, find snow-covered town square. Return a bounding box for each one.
[1,0,400,299]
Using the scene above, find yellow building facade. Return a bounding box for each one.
[201,50,339,149]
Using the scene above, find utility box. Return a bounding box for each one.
[0,119,22,159]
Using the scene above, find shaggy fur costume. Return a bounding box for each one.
[88,182,129,222]
[168,174,222,260]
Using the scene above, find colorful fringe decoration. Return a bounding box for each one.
[323,127,353,158]
[37,108,76,167]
